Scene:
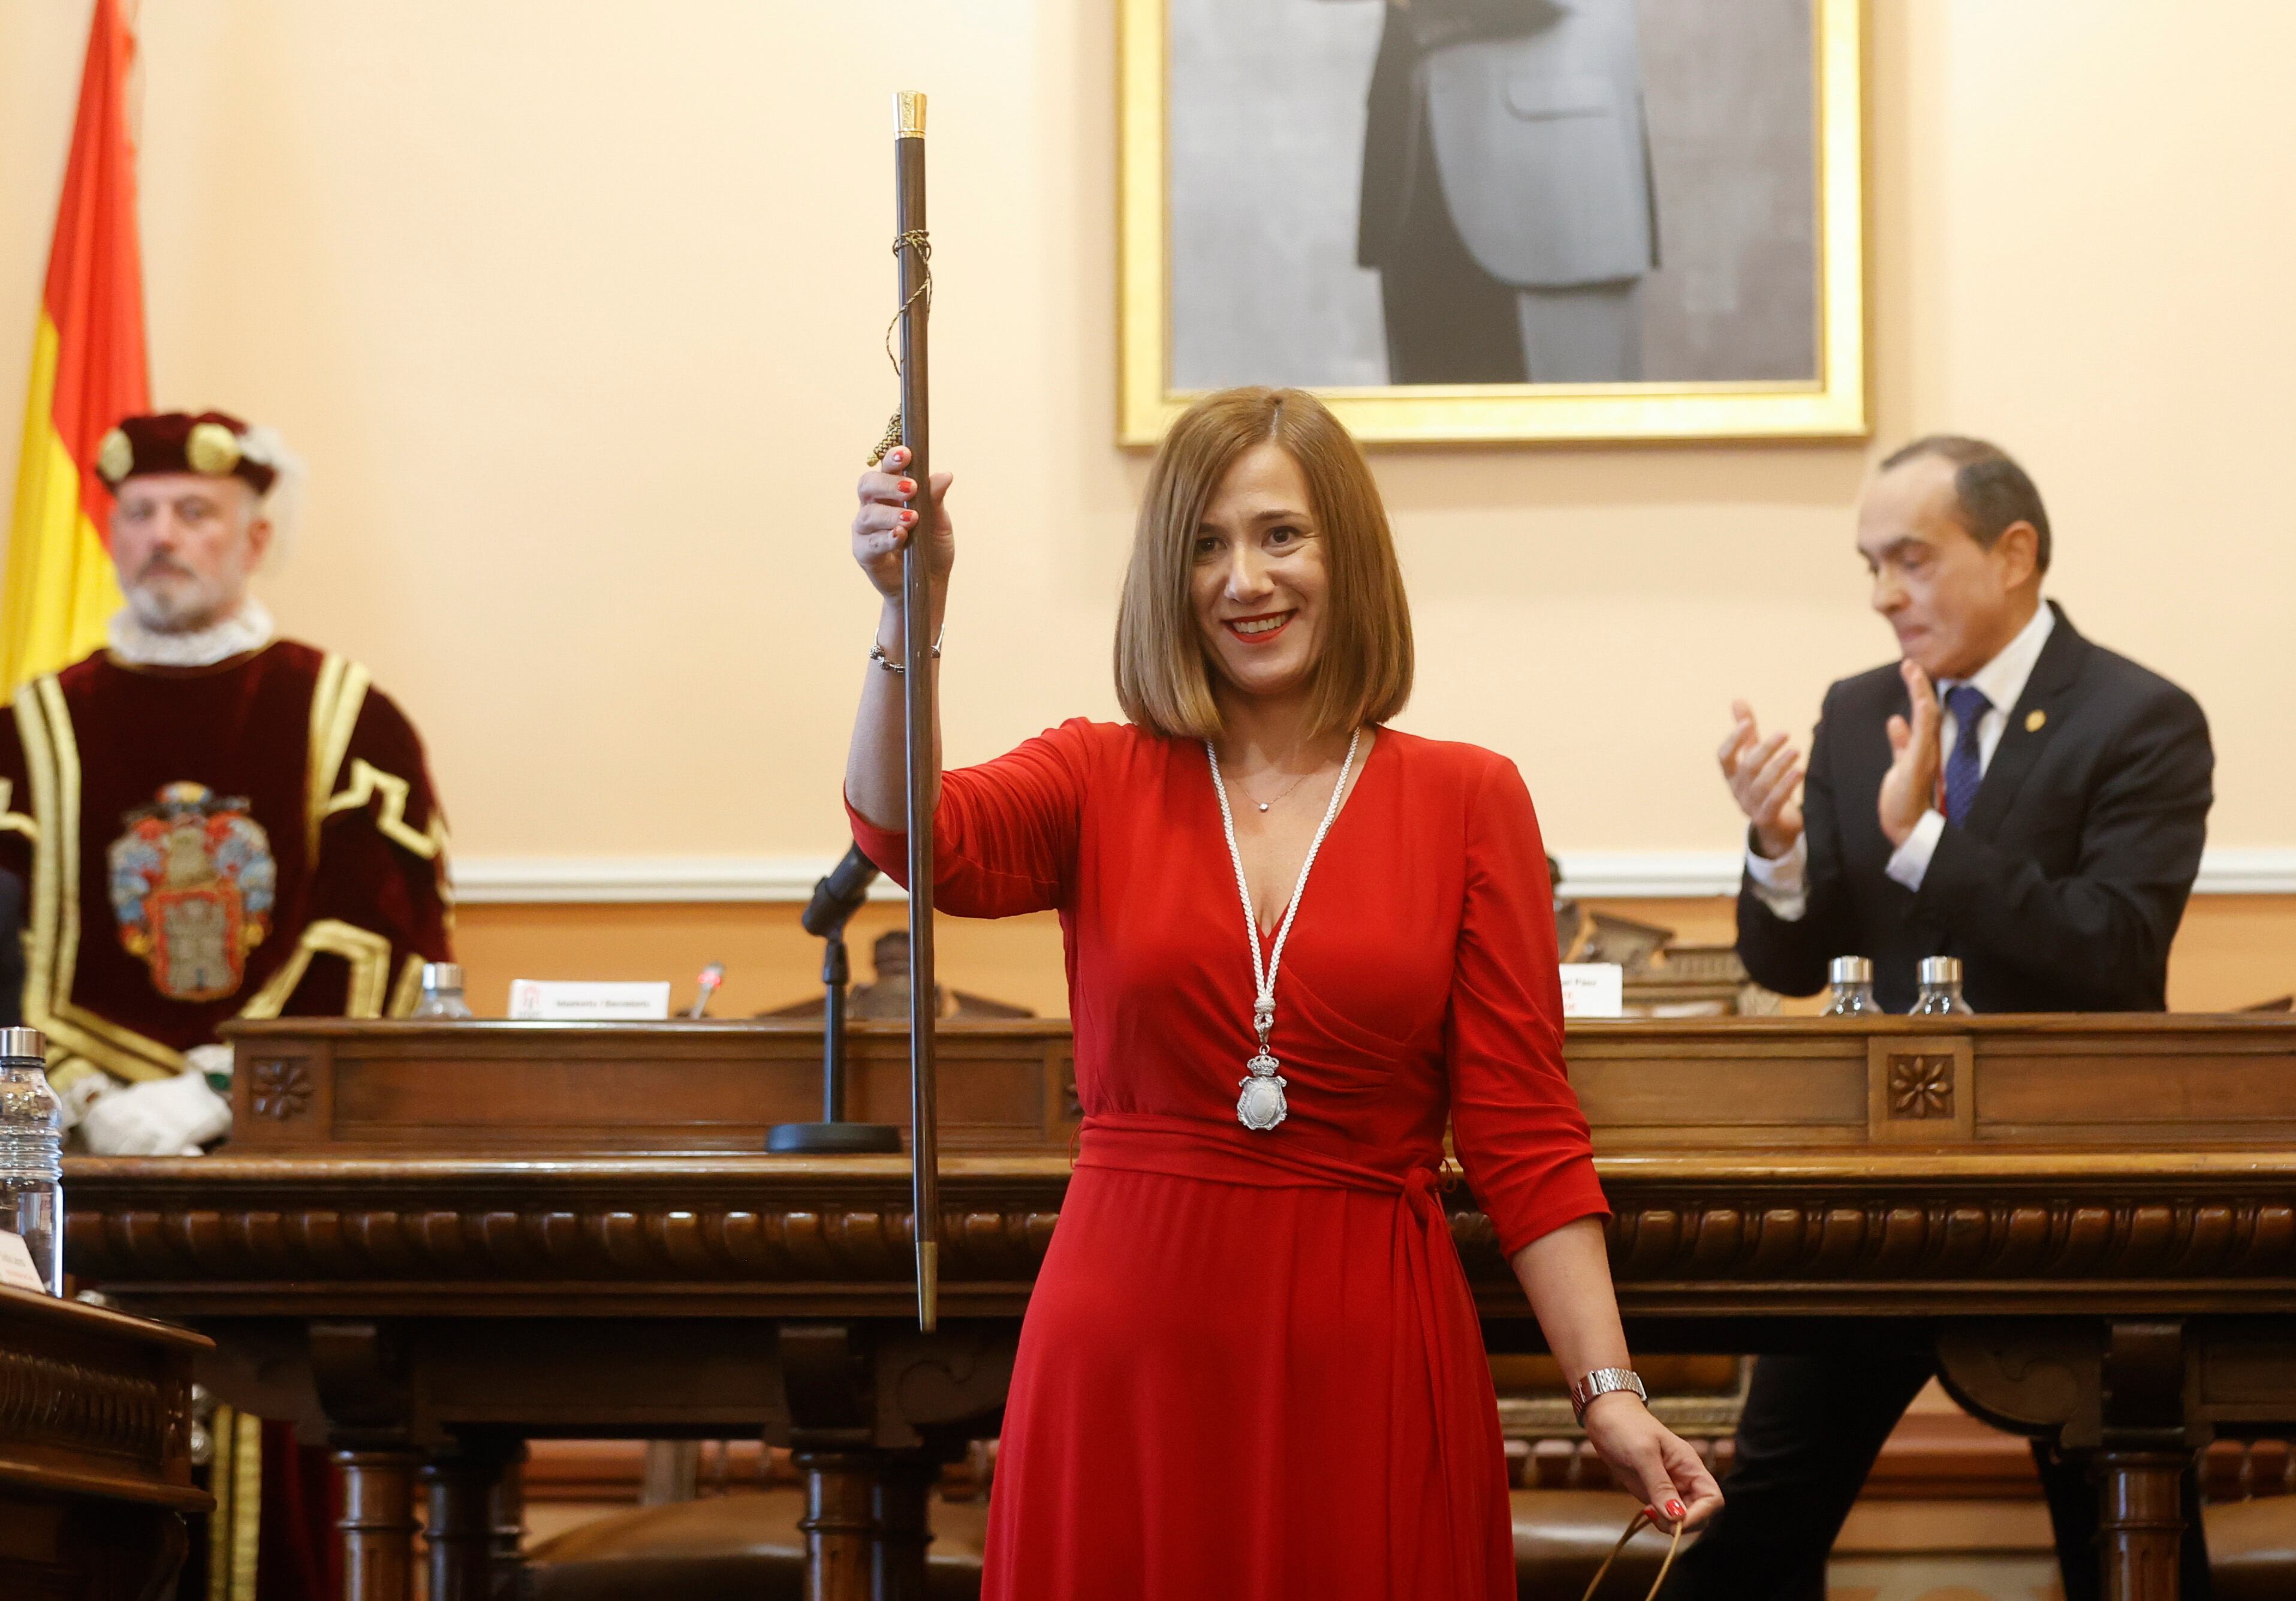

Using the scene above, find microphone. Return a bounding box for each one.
[685,961,725,1019]
[802,843,881,937]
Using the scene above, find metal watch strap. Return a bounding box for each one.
[1570,1366,1648,1424]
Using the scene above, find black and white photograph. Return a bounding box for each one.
[1125,0,1864,441]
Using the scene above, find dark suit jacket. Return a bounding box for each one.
[1737,604,2213,1013]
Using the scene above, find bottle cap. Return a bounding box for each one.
[1828,956,1873,985]
[0,1026,47,1061]
[422,962,464,991]
[1918,956,1962,986]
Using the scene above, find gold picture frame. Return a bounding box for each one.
[1118,0,1867,446]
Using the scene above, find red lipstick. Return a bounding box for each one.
[1222,612,1294,646]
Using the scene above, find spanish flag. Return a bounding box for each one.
[2,0,149,697]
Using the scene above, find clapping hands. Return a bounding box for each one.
[1718,701,1804,859]
[1877,660,1943,847]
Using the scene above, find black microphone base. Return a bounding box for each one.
[765,1121,903,1155]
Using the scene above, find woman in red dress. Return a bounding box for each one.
[844,388,1721,1599]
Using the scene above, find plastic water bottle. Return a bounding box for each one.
[1912,956,1976,1016]
[0,1027,64,1295]
[1822,956,1882,1017]
[409,962,475,1020]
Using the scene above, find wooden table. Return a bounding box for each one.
[0,1283,212,1601]
[62,1014,2296,1601]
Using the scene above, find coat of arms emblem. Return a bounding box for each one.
[108,782,276,1001]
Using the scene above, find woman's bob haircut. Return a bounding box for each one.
[1114,387,1414,741]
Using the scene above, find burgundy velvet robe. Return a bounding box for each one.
[0,639,451,1087]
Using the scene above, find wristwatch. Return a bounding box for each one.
[1569,1367,1648,1424]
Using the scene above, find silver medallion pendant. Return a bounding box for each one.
[1207,730,1361,1141]
[1236,1051,1288,1131]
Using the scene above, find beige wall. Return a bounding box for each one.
[1,4,2290,880]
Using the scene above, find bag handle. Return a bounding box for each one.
[1578,1510,1685,1601]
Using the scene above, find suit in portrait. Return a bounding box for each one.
[1357,0,1658,384]
[1670,601,2217,1601]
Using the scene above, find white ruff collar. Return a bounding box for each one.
[107,597,278,668]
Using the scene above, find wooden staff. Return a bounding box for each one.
[893,89,941,1333]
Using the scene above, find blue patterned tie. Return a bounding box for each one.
[1942,684,1992,826]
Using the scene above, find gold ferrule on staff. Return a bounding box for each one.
[896,90,927,138]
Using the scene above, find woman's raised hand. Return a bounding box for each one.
[852,446,955,601]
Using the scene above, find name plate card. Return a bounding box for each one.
[507,980,673,1021]
[0,1229,49,1293]
[1558,964,1625,1018]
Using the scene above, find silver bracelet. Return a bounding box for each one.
[1569,1367,1648,1424]
[870,630,944,675]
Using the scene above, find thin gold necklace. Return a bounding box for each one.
[1239,766,1312,812]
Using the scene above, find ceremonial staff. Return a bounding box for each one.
[888,89,941,1332]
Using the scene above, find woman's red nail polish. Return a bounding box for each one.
[899,479,916,495]
[1667,1500,1686,1518]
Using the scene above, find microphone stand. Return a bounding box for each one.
[767,847,902,1155]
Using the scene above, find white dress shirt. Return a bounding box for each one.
[1747,603,2056,920]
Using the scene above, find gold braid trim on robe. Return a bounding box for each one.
[304,654,369,859]
[325,758,450,859]
[0,778,36,842]
[239,919,394,1021]
[387,952,427,1019]
[16,678,185,1084]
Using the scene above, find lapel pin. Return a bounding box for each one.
[2025,709,2047,733]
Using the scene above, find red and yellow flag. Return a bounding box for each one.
[2,0,149,697]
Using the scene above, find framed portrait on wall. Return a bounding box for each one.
[1118,0,1867,446]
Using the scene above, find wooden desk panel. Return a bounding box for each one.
[0,1285,211,1601]
[227,1019,1076,1154]
[222,1013,2296,1157]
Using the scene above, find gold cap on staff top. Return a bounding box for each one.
[896,91,926,137]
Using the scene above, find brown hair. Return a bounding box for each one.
[1113,387,1413,740]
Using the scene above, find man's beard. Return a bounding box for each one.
[123,567,235,634]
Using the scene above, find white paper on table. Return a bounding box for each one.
[0,1230,47,1293]
[507,980,673,1021]
[1557,964,1625,1018]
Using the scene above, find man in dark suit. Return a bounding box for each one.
[1667,437,2216,1600]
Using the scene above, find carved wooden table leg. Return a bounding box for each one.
[2095,1321,2197,1601]
[793,1448,879,1601]
[335,1447,420,1601]
[488,1442,529,1600]
[423,1437,519,1601]
[870,1452,937,1601]
[2097,1448,2187,1601]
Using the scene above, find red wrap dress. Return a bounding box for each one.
[848,719,1608,1601]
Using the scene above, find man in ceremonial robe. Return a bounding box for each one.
[0,410,451,1154]
[1675,437,2216,1600]
[0,409,454,1601]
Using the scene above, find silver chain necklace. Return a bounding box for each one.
[1206,727,1362,1131]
